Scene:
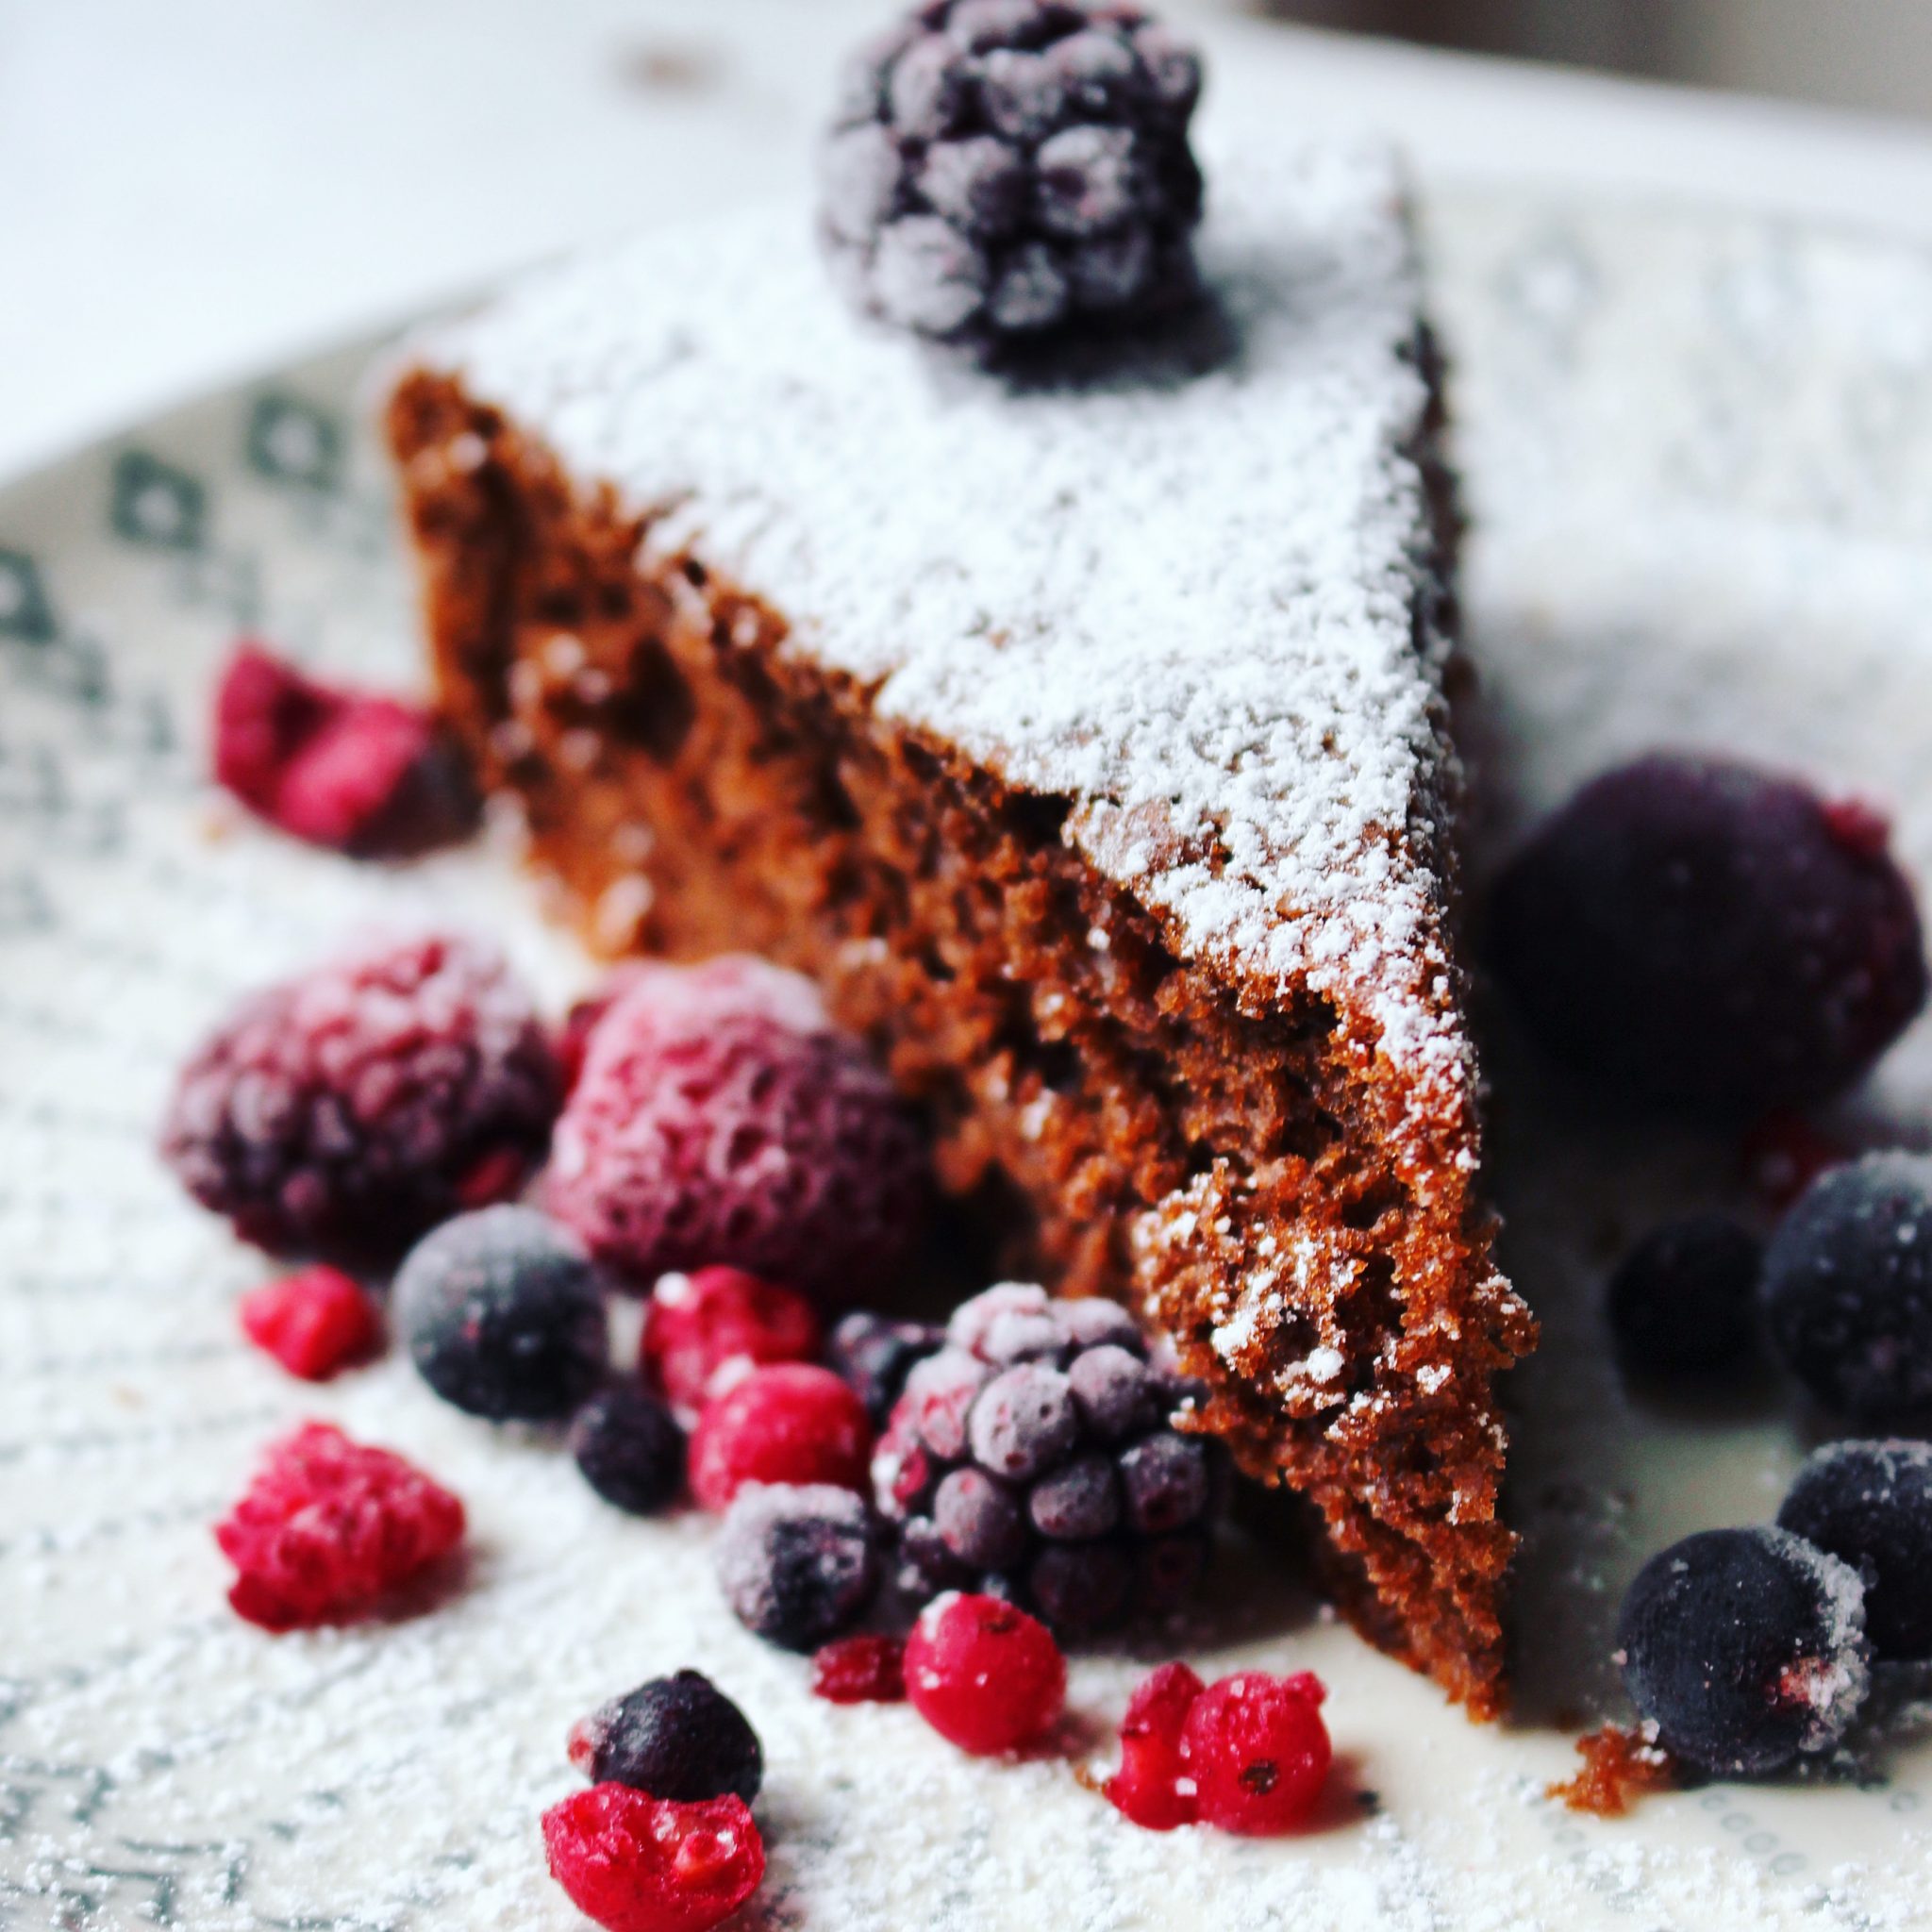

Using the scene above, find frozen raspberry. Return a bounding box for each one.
[1103,1660,1203,1830]
[215,1421,464,1630]
[642,1267,823,1420]
[1616,1525,1870,1776]
[159,933,559,1266]
[547,966,929,1300]
[1604,1216,1762,1376]
[689,1364,874,1510]
[826,1309,946,1425]
[875,1282,1220,1633]
[237,1264,380,1380]
[821,1,1205,350]
[1182,1671,1330,1834]
[571,1385,688,1515]
[1761,1152,1932,1425]
[395,1206,609,1422]
[541,1785,763,1932]
[567,1672,763,1805]
[715,1482,883,1650]
[212,641,475,858]
[810,1633,908,1704]
[1779,1440,1932,1661]
[905,1591,1065,1754]
[1488,755,1926,1115]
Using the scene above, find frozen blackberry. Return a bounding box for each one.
[715,1482,883,1651]
[827,1310,946,1425]
[1778,1440,1932,1661]
[1615,1526,1870,1776]
[570,1384,687,1514]
[1605,1216,1763,1376]
[820,1,1205,350]
[567,1671,763,1805]
[873,1282,1220,1635]
[159,933,559,1265]
[1487,757,1926,1115]
[395,1207,609,1423]
[1761,1153,1932,1426]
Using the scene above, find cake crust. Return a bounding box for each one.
[387,139,1536,1713]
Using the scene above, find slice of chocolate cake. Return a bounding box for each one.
[387,139,1536,1714]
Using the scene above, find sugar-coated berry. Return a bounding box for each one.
[968,1363,1080,1479]
[571,1385,688,1515]
[395,1206,609,1423]
[1615,1526,1870,1775]
[827,1309,946,1425]
[1103,1660,1205,1831]
[715,1482,883,1650]
[215,1421,464,1630]
[548,963,930,1300]
[1778,1440,1932,1661]
[689,1364,874,1510]
[566,1672,762,1805]
[642,1267,823,1419]
[159,933,558,1265]
[1605,1216,1763,1375]
[810,1633,908,1704]
[1761,1153,1932,1425]
[1181,1671,1330,1835]
[934,1466,1030,1567]
[904,1591,1066,1754]
[541,1784,763,1932]
[238,1264,380,1380]
[1488,756,1926,1114]
[212,641,476,858]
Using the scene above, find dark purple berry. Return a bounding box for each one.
[826,1310,945,1426]
[894,1514,973,1600]
[1052,1297,1143,1353]
[969,1364,1079,1479]
[1026,1453,1118,1539]
[715,1483,882,1651]
[934,1467,1029,1567]
[1028,1540,1133,1634]
[1137,1530,1208,1610]
[395,1207,608,1423]
[1615,1526,1869,1776]
[1067,1342,1157,1440]
[1119,1432,1209,1533]
[1778,1440,1932,1661]
[817,0,1206,349]
[902,1347,991,1458]
[569,1384,686,1514]
[1606,1215,1763,1375]
[1487,756,1926,1115]
[1761,1153,1932,1426]
[567,1671,762,1804]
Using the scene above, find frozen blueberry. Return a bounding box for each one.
[1778,1440,1932,1661]
[1616,1526,1870,1775]
[1066,1343,1158,1441]
[1118,1432,1210,1534]
[395,1206,608,1422]
[1026,1452,1119,1540]
[1487,756,1926,1115]
[1028,1539,1134,1635]
[826,1310,945,1426]
[715,1483,882,1651]
[1761,1153,1932,1426]
[568,1670,762,1804]
[1605,1216,1763,1375]
[968,1364,1080,1480]
[569,1385,686,1515]
[933,1467,1030,1568]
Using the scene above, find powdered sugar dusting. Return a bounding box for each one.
[418,136,1469,1103]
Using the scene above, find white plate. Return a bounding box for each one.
[4,186,1931,1930]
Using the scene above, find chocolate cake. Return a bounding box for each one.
[386,139,1536,1715]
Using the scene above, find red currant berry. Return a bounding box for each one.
[810,1634,907,1705]
[904,1591,1065,1755]
[688,1364,873,1511]
[1181,1670,1330,1835]
[541,1784,763,1932]
[1103,1660,1205,1830]
[642,1267,823,1418]
[238,1265,380,1380]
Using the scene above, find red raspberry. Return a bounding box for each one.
[810,1634,908,1705]
[1103,1661,1205,1831]
[642,1267,823,1419]
[541,1784,763,1932]
[904,1592,1065,1755]
[238,1265,380,1380]
[212,641,475,858]
[546,964,929,1299]
[159,933,559,1266]
[688,1365,873,1511]
[1181,1671,1330,1835]
[215,1421,464,1630]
